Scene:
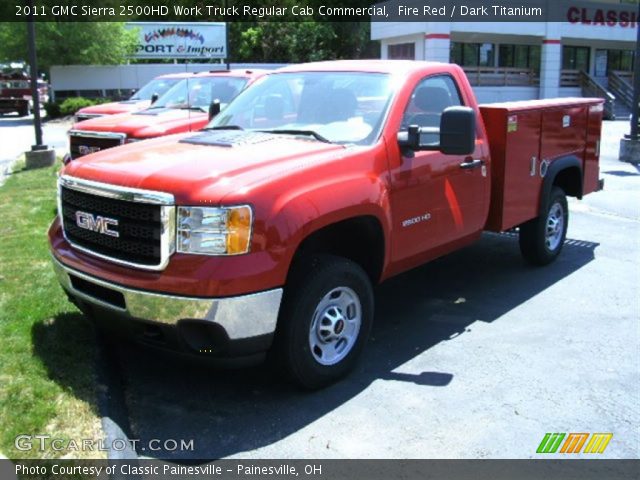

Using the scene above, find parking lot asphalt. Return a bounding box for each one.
[84,120,635,461]
[17,118,638,460]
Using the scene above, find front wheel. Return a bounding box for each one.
[519,186,568,265]
[274,255,374,389]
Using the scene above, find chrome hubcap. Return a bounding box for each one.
[545,202,564,251]
[308,286,362,366]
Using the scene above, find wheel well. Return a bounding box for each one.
[291,216,385,284]
[552,166,582,199]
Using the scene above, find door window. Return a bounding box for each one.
[401,75,463,130]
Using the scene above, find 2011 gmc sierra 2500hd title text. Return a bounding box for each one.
[48,60,603,388]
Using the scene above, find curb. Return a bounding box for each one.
[95,333,139,466]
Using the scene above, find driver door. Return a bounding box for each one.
[388,74,489,263]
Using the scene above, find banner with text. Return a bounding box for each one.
[126,22,227,59]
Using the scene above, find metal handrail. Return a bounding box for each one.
[579,70,615,119]
[609,71,634,108]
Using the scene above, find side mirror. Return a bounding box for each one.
[209,99,221,120]
[150,92,159,104]
[397,106,476,156]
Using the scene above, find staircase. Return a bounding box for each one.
[608,71,636,121]
[579,71,616,119]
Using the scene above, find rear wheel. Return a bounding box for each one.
[519,186,568,265]
[274,255,373,389]
[18,104,29,117]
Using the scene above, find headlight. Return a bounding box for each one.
[177,206,253,255]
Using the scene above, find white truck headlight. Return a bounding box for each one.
[177,206,253,255]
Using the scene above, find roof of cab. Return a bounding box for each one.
[274,60,450,75]
[157,69,267,80]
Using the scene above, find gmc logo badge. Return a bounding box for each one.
[75,211,119,238]
[78,145,100,155]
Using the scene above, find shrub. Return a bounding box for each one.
[59,97,96,116]
[44,97,113,119]
[43,101,62,118]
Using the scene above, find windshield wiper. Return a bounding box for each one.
[257,129,332,143]
[202,125,244,131]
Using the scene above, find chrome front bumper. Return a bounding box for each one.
[51,256,283,340]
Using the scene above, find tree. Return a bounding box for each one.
[0,22,137,74]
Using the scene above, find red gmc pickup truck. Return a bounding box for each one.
[49,60,603,388]
[74,73,187,122]
[66,69,264,161]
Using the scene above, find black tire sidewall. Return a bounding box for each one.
[278,255,374,389]
[519,186,568,265]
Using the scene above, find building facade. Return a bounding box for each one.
[371,0,637,112]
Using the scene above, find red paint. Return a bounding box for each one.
[424,33,450,40]
[444,179,464,231]
[50,61,603,298]
[542,39,561,45]
[481,97,603,232]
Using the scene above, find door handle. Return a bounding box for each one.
[459,159,483,170]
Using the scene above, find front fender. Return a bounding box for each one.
[265,172,393,275]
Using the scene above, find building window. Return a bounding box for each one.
[562,46,590,72]
[608,49,635,73]
[499,45,541,73]
[450,42,495,67]
[388,43,415,60]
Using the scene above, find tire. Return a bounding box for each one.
[274,254,374,389]
[18,105,29,117]
[519,186,568,266]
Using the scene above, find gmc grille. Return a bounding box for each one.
[69,133,123,159]
[60,186,163,267]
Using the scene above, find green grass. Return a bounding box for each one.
[0,160,104,459]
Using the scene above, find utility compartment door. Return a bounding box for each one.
[583,103,603,195]
[482,107,543,231]
[540,106,589,162]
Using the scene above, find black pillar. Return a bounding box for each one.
[27,2,45,149]
[628,2,640,140]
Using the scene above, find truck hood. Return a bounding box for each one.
[71,108,206,137]
[63,130,348,204]
[76,100,150,116]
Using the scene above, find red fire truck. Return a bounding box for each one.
[0,62,49,117]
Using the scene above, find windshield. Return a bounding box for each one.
[130,77,181,101]
[150,76,248,110]
[207,72,394,145]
